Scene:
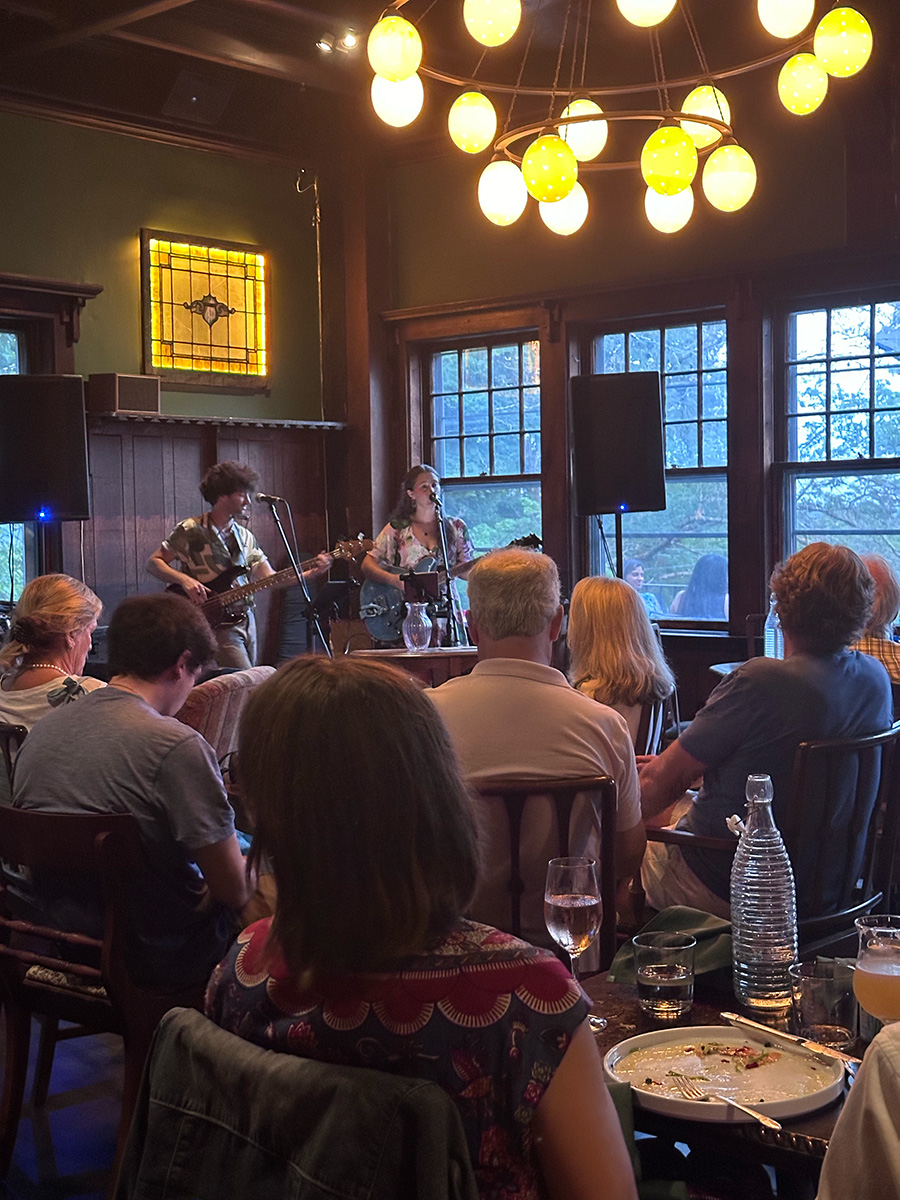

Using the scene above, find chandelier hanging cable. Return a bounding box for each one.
[365,0,875,235]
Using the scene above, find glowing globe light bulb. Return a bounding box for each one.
[757,0,815,39]
[371,73,424,128]
[813,7,873,78]
[463,0,521,47]
[640,125,698,196]
[539,182,589,235]
[478,159,528,226]
[702,142,757,212]
[559,98,609,162]
[778,53,829,115]
[644,185,694,233]
[616,0,677,28]
[448,91,497,153]
[521,133,579,203]
[679,85,731,149]
[366,14,422,82]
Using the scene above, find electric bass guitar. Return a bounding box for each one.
[359,534,541,644]
[167,536,373,629]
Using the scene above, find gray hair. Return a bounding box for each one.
[467,549,560,640]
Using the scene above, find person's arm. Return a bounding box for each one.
[640,739,707,821]
[614,819,646,882]
[194,834,253,910]
[146,544,208,604]
[361,551,404,592]
[532,1021,638,1200]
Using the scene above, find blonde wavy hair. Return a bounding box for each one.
[568,575,675,706]
[0,574,102,672]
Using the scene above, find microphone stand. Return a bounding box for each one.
[431,492,468,647]
[259,497,333,659]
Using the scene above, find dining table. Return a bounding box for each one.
[582,974,855,1200]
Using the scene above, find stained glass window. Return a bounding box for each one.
[142,230,267,386]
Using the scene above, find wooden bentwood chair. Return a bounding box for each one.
[0,808,205,1193]
[472,775,618,971]
[647,723,900,955]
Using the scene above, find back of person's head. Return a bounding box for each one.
[568,575,674,706]
[239,655,480,986]
[1,574,102,671]
[680,553,728,618]
[771,542,874,653]
[467,549,560,641]
[199,460,259,505]
[861,554,900,637]
[390,463,440,523]
[107,593,217,679]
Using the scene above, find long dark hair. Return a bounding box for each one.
[678,554,728,619]
[389,464,440,525]
[241,655,481,986]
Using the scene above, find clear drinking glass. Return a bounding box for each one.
[854,915,900,1025]
[544,856,604,1029]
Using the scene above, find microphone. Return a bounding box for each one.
[256,493,284,504]
[429,488,442,505]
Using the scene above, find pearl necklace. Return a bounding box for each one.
[23,663,67,674]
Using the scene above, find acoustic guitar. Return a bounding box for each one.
[168,536,373,629]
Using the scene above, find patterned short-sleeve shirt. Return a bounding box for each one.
[163,514,266,588]
[205,919,588,1200]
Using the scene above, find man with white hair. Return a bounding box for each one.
[429,549,644,950]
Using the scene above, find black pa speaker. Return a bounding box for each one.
[0,375,91,522]
[570,371,666,516]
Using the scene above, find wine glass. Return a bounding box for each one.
[544,856,606,1030]
[854,914,900,1025]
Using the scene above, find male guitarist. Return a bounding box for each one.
[146,461,332,668]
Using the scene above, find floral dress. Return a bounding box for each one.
[205,919,589,1200]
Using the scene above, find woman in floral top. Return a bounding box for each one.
[205,656,636,1200]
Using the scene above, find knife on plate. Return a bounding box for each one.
[720,1011,863,1065]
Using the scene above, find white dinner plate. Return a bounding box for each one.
[603,1025,844,1122]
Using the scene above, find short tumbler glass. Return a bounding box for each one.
[789,959,857,1050]
[633,931,696,1019]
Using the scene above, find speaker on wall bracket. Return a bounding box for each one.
[86,373,161,416]
[0,375,91,523]
[569,371,666,576]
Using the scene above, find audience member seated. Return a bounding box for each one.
[815,1022,900,1200]
[12,593,253,990]
[622,557,663,618]
[669,553,729,620]
[428,549,644,951]
[641,542,892,917]
[205,655,638,1200]
[852,552,900,685]
[568,574,675,747]
[0,574,105,731]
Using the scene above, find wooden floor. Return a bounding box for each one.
[0,1017,121,1199]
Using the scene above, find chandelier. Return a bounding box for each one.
[365,0,874,236]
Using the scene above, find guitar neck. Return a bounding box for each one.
[209,558,319,609]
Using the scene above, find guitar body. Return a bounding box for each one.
[359,559,438,644]
[166,563,251,627]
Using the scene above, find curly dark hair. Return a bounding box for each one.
[199,461,259,505]
[108,593,217,679]
[771,542,874,654]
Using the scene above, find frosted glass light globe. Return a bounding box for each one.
[813,7,873,78]
[679,85,731,149]
[616,0,677,28]
[702,143,757,212]
[521,134,579,203]
[539,182,589,235]
[463,0,521,47]
[366,14,422,82]
[478,159,528,226]
[640,125,698,196]
[778,53,829,115]
[757,0,815,39]
[644,185,694,233]
[559,98,609,162]
[371,73,424,128]
[448,91,497,153]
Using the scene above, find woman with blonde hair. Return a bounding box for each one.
[206,655,637,1200]
[568,575,675,746]
[0,574,105,730]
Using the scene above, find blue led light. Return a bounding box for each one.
[37,508,52,522]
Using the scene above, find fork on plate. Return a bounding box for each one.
[673,1075,782,1130]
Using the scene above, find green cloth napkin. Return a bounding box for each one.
[607,905,732,984]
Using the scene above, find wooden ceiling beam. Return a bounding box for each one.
[0,0,199,62]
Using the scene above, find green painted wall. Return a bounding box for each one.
[0,111,322,420]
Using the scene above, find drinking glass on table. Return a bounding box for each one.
[544,855,602,975]
[633,931,696,1018]
[854,915,900,1025]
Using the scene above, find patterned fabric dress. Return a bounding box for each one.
[205,919,589,1200]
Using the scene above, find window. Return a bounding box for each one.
[783,299,900,567]
[590,318,729,620]
[429,337,542,556]
[0,328,28,599]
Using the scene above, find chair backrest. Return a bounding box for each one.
[635,696,670,756]
[780,723,900,941]
[472,775,618,970]
[174,665,275,762]
[0,723,27,787]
